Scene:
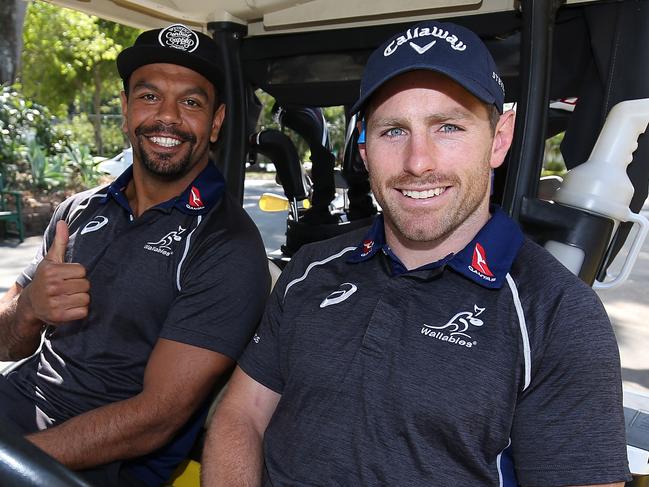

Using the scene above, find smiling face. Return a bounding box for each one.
[359,70,514,263]
[121,63,225,182]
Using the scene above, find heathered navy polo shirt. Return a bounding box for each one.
[9,162,270,426]
[240,207,630,486]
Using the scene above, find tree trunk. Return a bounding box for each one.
[0,0,28,85]
[92,66,103,155]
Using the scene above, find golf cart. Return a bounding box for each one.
[3,0,649,484]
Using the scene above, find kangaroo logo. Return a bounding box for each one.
[144,226,187,256]
[422,305,485,339]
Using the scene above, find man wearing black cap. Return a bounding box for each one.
[0,24,269,485]
[203,21,630,487]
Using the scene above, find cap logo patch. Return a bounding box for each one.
[158,24,199,53]
[384,26,467,57]
[409,40,436,55]
[469,242,495,281]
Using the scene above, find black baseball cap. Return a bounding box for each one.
[117,24,223,94]
[351,20,505,115]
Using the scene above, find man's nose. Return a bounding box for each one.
[156,98,181,125]
[403,131,436,176]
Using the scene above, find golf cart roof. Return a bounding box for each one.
[43,0,601,110]
[46,0,597,34]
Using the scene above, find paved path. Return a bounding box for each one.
[1,181,648,394]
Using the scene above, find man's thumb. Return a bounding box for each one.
[46,220,69,263]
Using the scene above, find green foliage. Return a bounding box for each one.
[0,85,103,193]
[542,132,567,177]
[55,114,126,158]
[26,140,67,189]
[101,119,128,157]
[0,85,54,149]
[20,1,138,115]
[322,106,346,159]
[19,1,138,157]
[65,143,102,188]
[0,85,58,186]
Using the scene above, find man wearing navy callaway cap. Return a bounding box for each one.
[0,24,269,486]
[203,21,630,486]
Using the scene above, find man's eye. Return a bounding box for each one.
[183,99,201,107]
[383,127,406,137]
[440,124,461,133]
[139,93,157,102]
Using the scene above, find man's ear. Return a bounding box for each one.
[356,120,369,171]
[120,91,128,133]
[210,104,226,143]
[489,109,516,170]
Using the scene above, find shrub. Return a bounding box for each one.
[1,85,105,194]
[0,85,57,187]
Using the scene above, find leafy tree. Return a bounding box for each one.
[20,1,139,154]
[0,0,27,85]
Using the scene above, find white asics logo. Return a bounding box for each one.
[320,283,357,308]
[80,216,108,235]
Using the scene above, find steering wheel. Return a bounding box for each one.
[0,418,91,486]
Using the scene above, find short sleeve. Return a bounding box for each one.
[238,257,301,394]
[159,228,271,361]
[16,202,70,288]
[511,289,631,485]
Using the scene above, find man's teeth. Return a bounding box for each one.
[401,187,445,199]
[149,136,181,147]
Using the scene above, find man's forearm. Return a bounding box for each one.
[0,286,44,361]
[202,405,266,487]
[26,391,185,470]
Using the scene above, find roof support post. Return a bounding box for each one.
[208,21,248,203]
[501,0,564,220]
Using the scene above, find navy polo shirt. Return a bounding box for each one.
[8,162,270,482]
[240,207,630,486]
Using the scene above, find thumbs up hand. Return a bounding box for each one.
[45,219,70,264]
[21,221,90,325]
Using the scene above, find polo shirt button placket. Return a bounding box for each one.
[360,276,413,357]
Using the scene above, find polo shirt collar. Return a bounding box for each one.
[101,161,225,215]
[347,217,386,262]
[348,206,524,289]
[446,206,524,289]
[102,165,134,212]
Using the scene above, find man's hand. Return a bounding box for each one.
[21,220,90,325]
[0,220,89,360]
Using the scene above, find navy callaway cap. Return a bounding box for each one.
[117,24,223,93]
[351,20,505,115]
